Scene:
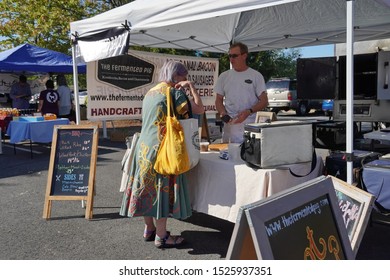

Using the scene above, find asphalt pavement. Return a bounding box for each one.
[1,126,390,260]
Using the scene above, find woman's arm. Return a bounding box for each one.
[175,81,204,115]
[37,100,43,114]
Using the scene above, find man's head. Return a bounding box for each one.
[57,74,67,86]
[46,80,54,89]
[228,42,248,71]
[19,75,27,83]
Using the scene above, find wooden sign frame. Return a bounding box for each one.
[43,125,99,220]
[330,176,375,256]
[255,111,277,123]
[200,112,210,142]
[227,176,354,260]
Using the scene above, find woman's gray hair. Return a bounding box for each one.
[158,60,188,83]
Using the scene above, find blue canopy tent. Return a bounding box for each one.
[0,43,85,74]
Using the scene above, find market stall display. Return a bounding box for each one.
[187,151,324,223]
[0,108,19,136]
[6,118,70,157]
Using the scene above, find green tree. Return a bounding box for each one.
[202,48,300,82]
[0,0,299,83]
[0,0,118,53]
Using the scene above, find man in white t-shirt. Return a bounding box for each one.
[214,42,268,143]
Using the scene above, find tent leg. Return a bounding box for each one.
[346,0,355,185]
[71,40,81,125]
[30,140,33,159]
[102,121,108,139]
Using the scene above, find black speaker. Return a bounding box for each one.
[297,57,337,100]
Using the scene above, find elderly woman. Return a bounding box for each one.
[119,60,204,249]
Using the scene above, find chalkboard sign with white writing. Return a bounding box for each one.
[265,194,345,259]
[51,129,94,196]
[331,176,374,255]
[43,125,99,220]
[227,176,355,260]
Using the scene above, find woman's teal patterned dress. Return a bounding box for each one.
[119,82,192,220]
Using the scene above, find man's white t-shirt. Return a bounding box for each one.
[214,67,266,142]
[214,67,266,120]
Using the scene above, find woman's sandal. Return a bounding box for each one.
[155,232,185,249]
[143,229,156,242]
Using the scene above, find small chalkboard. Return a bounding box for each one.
[43,125,99,220]
[330,176,374,256]
[227,176,354,260]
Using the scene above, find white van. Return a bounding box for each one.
[266,77,322,116]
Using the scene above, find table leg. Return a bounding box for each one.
[30,140,33,159]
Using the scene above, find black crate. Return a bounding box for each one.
[315,121,346,150]
[325,150,381,181]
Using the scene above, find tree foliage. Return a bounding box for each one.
[203,48,300,81]
[0,0,123,53]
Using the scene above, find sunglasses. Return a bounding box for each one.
[228,53,242,58]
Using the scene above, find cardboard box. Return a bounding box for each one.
[18,116,44,122]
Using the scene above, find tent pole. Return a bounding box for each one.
[346,0,354,184]
[71,39,81,125]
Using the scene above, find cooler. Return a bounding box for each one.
[243,120,313,168]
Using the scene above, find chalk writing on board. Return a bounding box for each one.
[304,226,341,260]
[335,189,363,240]
[50,129,94,196]
[264,194,345,260]
[265,198,328,237]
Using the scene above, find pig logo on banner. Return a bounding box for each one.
[97,54,155,90]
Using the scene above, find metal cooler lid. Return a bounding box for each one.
[244,120,311,132]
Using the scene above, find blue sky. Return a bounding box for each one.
[298,44,335,58]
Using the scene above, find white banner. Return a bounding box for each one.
[86,50,219,121]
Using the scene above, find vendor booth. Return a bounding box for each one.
[0,44,86,138]
[70,0,390,184]
[0,43,86,74]
[6,117,70,157]
[187,151,324,223]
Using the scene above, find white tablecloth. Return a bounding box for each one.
[187,151,324,223]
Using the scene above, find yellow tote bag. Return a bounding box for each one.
[154,86,191,175]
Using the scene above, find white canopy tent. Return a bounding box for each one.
[70,0,390,184]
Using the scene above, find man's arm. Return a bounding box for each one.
[26,85,32,98]
[215,93,227,117]
[38,100,44,112]
[9,85,17,100]
[250,91,268,112]
[233,91,268,124]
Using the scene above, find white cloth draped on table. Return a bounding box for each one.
[187,152,324,223]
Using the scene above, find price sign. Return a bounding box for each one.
[43,125,99,219]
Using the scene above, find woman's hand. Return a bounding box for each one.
[175,81,204,114]
[174,80,192,90]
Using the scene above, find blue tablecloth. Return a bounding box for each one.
[363,159,390,210]
[6,118,70,144]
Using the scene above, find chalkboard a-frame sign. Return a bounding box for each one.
[226,176,354,260]
[43,125,99,220]
[330,176,374,256]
